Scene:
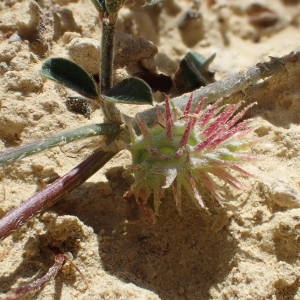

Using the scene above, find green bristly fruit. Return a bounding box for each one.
[129,95,255,216]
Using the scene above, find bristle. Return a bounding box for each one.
[172,179,182,214]
[209,167,244,189]
[226,102,255,129]
[228,164,253,177]
[198,103,218,127]
[189,176,206,208]
[194,96,206,115]
[155,105,165,125]
[135,115,151,138]
[180,97,206,147]
[183,93,193,115]
[202,103,240,139]
[197,172,224,205]
[194,136,212,152]
[180,115,195,147]
[207,119,250,149]
[165,95,173,139]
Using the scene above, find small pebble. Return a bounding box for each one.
[246,3,279,28]
[262,178,300,208]
[178,9,204,47]
[67,37,100,75]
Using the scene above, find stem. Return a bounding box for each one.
[137,50,300,127]
[100,18,122,123]
[0,123,120,166]
[0,149,117,241]
[101,20,114,93]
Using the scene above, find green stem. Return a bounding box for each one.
[100,19,122,123]
[0,123,120,166]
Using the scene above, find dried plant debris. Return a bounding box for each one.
[133,70,173,93]
[4,253,66,300]
[178,9,204,47]
[17,0,54,56]
[246,3,280,28]
[66,97,91,119]
[114,32,158,67]
[174,52,216,94]
[52,6,82,40]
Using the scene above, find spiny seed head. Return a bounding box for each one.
[129,94,255,215]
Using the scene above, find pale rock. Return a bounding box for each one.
[67,37,100,75]
[262,178,300,208]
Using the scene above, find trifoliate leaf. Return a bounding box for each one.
[41,58,98,99]
[103,77,153,105]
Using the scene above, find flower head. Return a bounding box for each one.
[129,94,255,215]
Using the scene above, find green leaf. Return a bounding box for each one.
[41,58,99,99]
[103,77,153,105]
[90,0,106,11]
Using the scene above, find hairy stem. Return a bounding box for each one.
[100,18,122,123]
[0,149,117,241]
[137,50,300,127]
[0,123,120,166]
[101,20,114,93]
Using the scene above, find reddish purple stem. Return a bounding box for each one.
[0,149,116,241]
[4,253,66,300]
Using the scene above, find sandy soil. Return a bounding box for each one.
[0,0,300,299]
